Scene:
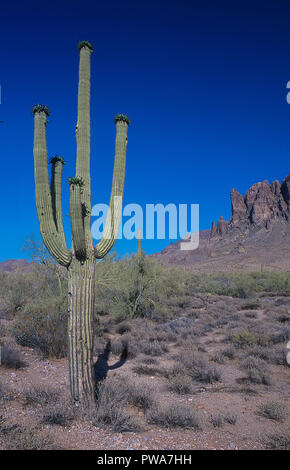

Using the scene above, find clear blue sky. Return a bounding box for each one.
[0,0,289,261]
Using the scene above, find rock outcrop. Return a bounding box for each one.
[155,174,290,272]
[281,174,290,208]
[216,216,228,235]
[230,188,248,224]
[211,175,290,236]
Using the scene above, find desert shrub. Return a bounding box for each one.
[210,414,224,427]
[23,385,59,406]
[270,345,287,365]
[258,401,286,421]
[240,299,261,310]
[222,346,236,359]
[0,344,26,369]
[272,326,290,344]
[133,364,164,376]
[93,376,143,432]
[94,256,189,320]
[175,348,201,368]
[126,380,156,411]
[240,356,271,385]
[210,412,237,427]
[174,348,221,383]
[167,374,193,395]
[188,272,290,298]
[137,355,158,365]
[139,339,168,356]
[0,382,14,402]
[264,432,290,450]
[192,363,221,383]
[3,427,60,450]
[247,369,271,385]
[115,321,131,334]
[210,352,226,364]
[277,311,290,323]
[244,345,271,361]
[8,296,67,358]
[231,329,257,348]
[42,403,74,426]
[224,413,237,424]
[0,260,67,316]
[110,334,138,359]
[244,311,257,318]
[147,402,199,429]
[0,271,36,314]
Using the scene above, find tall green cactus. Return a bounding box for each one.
[32,41,130,409]
[137,228,142,258]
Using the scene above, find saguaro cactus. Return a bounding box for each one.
[32,41,130,409]
[137,228,142,258]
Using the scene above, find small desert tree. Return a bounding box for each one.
[32,41,130,410]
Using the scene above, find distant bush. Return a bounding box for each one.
[42,403,74,426]
[0,263,66,316]
[147,402,199,429]
[241,299,261,310]
[94,255,188,320]
[3,426,60,450]
[258,401,286,421]
[188,271,290,298]
[231,329,257,348]
[93,375,145,433]
[167,374,193,395]
[264,432,290,450]
[0,344,26,369]
[23,385,59,406]
[240,356,272,385]
[210,413,224,428]
[8,296,67,358]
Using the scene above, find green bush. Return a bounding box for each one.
[95,255,188,319]
[8,296,67,358]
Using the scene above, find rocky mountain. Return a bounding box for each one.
[0,259,33,273]
[155,175,290,272]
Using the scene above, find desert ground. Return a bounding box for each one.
[0,259,289,450]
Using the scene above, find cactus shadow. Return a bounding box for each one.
[93,339,127,385]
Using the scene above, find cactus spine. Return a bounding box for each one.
[32,41,129,409]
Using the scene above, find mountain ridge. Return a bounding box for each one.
[155,174,290,272]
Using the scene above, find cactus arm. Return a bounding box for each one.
[137,228,141,257]
[33,108,71,267]
[94,118,129,259]
[75,42,94,253]
[50,156,67,250]
[69,179,86,259]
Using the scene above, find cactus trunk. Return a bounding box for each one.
[68,258,95,407]
[32,41,130,410]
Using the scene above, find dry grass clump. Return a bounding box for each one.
[0,343,26,369]
[147,402,200,429]
[8,300,68,358]
[93,375,156,432]
[0,381,14,402]
[239,356,272,385]
[240,299,261,310]
[132,364,163,376]
[3,426,60,450]
[258,401,286,421]
[167,374,193,395]
[41,402,74,427]
[210,413,224,427]
[264,431,290,450]
[210,412,237,427]
[23,385,59,406]
[230,329,257,348]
